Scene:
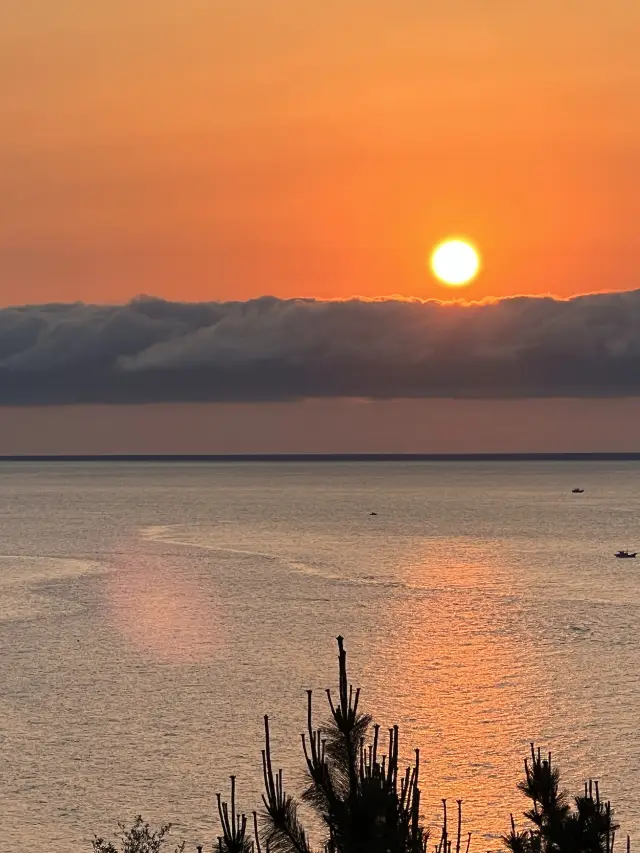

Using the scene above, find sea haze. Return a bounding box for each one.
[0,460,638,852]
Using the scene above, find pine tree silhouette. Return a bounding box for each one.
[503,744,626,853]
[216,636,442,853]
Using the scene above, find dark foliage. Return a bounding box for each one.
[503,744,627,853]
[216,636,437,853]
[92,815,185,853]
[93,639,629,853]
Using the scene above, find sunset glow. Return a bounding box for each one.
[4,5,640,853]
[1,2,640,304]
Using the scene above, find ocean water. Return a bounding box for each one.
[1,460,639,852]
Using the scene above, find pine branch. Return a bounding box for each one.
[216,776,254,853]
[259,715,313,853]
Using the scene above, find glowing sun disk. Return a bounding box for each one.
[430,239,480,287]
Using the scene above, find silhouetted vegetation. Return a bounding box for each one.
[92,815,185,853]
[504,745,625,853]
[220,635,432,853]
[94,638,628,853]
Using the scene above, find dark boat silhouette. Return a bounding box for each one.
[615,549,637,558]
[572,488,585,493]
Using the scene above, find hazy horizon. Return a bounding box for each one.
[2,398,640,455]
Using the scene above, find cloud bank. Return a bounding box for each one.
[1,291,640,404]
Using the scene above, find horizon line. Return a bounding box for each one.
[1,453,640,462]
[2,287,638,311]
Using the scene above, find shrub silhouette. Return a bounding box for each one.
[91,815,185,853]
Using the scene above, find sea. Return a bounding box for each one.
[1,460,639,852]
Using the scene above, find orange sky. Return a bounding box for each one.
[2,0,640,305]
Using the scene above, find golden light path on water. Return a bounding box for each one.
[356,539,547,841]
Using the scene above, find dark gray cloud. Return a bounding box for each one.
[1,291,640,404]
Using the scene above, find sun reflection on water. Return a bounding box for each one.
[104,549,225,664]
[360,542,548,844]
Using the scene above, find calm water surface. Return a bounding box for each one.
[0,461,639,851]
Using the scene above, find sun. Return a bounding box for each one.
[429,238,480,287]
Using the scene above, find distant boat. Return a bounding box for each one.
[572,488,585,493]
[615,550,637,558]
[369,512,378,516]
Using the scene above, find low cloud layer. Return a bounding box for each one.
[1,291,640,404]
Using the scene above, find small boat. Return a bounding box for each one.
[369,512,378,516]
[572,488,585,493]
[615,550,637,558]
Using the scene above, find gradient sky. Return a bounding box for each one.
[3,0,640,305]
